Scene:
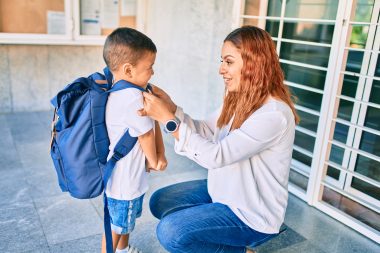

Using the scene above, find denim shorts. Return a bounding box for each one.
[107,194,144,234]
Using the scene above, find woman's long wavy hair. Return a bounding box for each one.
[217,26,299,130]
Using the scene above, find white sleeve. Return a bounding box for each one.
[174,111,287,169]
[122,92,154,137]
[175,106,220,140]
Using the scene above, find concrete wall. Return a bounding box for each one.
[0,0,235,118]
[0,45,104,113]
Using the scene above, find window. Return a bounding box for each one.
[0,0,145,45]
[322,0,380,238]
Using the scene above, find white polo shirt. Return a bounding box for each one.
[105,88,154,200]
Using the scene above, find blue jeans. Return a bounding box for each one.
[107,194,144,234]
[149,180,278,253]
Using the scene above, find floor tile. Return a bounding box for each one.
[89,195,104,220]
[0,118,22,171]
[0,202,49,253]
[24,166,64,199]
[16,141,54,168]
[285,196,352,252]
[334,229,379,253]
[0,167,31,205]
[275,241,326,253]
[36,110,54,131]
[6,112,46,138]
[34,194,102,245]
[0,147,23,171]
[129,220,167,253]
[49,234,102,253]
[255,226,306,252]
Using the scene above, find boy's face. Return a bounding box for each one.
[129,52,156,87]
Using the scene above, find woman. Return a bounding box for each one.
[139,26,299,253]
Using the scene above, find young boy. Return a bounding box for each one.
[101,27,167,253]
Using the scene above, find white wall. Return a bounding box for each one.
[146,0,235,118]
[0,0,235,118]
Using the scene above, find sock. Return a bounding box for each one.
[115,245,129,253]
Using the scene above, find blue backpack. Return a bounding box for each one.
[50,67,147,253]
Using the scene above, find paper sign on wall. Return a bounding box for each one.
[101,0,119,29]
[81,0,101,35]
[47,11,66,34]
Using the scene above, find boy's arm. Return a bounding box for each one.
[154,121,167,171]
[155,121,165,154]
[138,129,157,170]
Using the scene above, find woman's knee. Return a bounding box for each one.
[149,188,167,219]
[156,215,190,252]
[150,180,209,220]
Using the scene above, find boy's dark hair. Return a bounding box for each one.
[103,27,157,71]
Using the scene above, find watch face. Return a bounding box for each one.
[166,120,178,132]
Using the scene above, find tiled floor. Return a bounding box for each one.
[0,111,378,253]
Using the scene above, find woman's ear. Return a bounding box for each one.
[122,63,133,78]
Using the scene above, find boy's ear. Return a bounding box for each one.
[122,63,133,78]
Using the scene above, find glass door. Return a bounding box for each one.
[320,0,380,239]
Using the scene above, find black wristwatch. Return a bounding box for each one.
[164,117,180,133]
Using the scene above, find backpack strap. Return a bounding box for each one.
[103,67,113,85]
[90,67,114,90]
[102,129,137,253]
[102,130,137,188]
[108,79,146,93]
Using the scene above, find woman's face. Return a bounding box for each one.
[219,41,243,92]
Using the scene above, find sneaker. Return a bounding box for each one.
[115,245,142,253]
[127,245,142,253]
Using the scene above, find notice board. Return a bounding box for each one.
[0,0,64,33]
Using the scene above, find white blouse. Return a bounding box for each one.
[174,98,295,233]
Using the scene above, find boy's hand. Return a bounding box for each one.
[154,152,168,171]
[146,160,154,173]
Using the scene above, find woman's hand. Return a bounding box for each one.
[138,85,177,123]
[150,85,177,114]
